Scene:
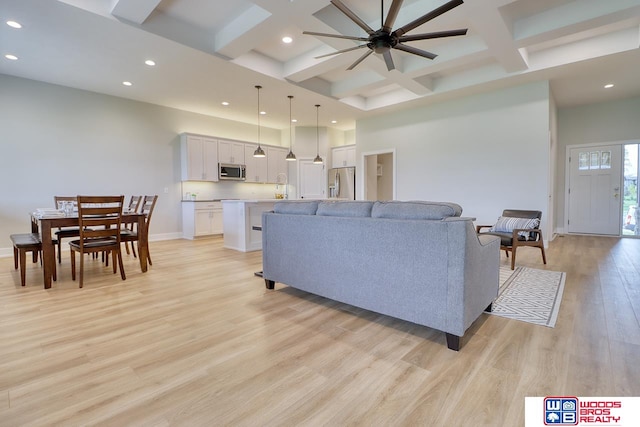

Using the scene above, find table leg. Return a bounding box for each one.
[39,220,54,289]
[137,215,148,273]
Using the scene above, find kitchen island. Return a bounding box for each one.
[221,199,277,252]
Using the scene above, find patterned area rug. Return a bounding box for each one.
[487,266,567,327]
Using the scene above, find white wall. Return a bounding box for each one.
[556,96,640,229]
[356,81,551,228]
[0,74,284,253]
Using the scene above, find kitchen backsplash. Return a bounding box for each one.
[181,181,282,200]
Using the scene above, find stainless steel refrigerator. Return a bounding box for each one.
[328,167,356,200]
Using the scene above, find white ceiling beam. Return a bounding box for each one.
[214,5,273,58]
[331,71,386,98]
[526,27,640,71]
[464,0,528,73]
[110,0,162,25]
[514,0,640,45]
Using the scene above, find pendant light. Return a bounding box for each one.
[285,95,296,161]
[253,85,266,158]
[313,104,323,164]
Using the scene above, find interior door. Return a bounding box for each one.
[568,145,622,235]
[298,160,325,199]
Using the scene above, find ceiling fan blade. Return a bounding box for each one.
[393,0,464,37]
[347,50,373,70]
[331,0,375,35]
[383,0,404,33]
[315,44,368,59]
[394,43,437,60]
[303,31,369,42]
[399,28,467,42]
[383,51,395,71]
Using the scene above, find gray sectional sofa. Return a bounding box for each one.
[261,200,501,350]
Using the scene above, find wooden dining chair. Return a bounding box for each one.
[121,195,158,265]
[123,195,143,256]
[69,195,126,288]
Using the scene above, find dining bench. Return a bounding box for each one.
[10,233,57,286]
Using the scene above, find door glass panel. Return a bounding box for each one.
[601,151,611,169]
[622,144,639,236]
[590,152,600,169]
[579,152,589,170]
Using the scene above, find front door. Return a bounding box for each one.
[568,145,622,235]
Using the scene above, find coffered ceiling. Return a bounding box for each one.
[2,0,640,131]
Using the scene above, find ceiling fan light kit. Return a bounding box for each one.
[304,0,468,71]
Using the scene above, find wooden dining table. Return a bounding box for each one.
[31,212,148,289]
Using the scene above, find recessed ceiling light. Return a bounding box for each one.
[6,20,22,29]
[145,59,156,66]
[604,83,614,89]
[260,111,266,115]
[122,81,132,86]
[221,101,229,106]
[291,119,297,123]
[4,54,18,60]
[282,36,293,44]
[331,120,337,124]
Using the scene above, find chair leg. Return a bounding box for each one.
[79,251,84,288]
[19,248,26,286]
[51,249,57,282]
[510,246,517,270]
[71,249,76,281]
[13,247,18,270]
[112,250,117,274]
[124,241,131,255]
[58,239,62,263]
[131,241,137,259]
[540,244,547,265]
[117,250,126,281]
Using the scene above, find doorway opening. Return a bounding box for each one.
[362,150,395,201]
[623,143,639,236]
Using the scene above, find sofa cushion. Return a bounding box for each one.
[316,201,374,217]
[273,200,319,215]
[371,201,463,220]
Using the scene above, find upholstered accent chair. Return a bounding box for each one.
[476,209,547,270]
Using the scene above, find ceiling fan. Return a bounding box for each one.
[303,0,467,71]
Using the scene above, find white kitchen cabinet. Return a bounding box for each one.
[332,145,356,168]
[218,139,245,164]
[181,134,219,181]
[244,144,268,183]
[222,200,276,252]
[267,146,288,183]
[182,201,223,239]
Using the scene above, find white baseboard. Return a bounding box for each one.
[0,232,185,258]
[149,232,183,242]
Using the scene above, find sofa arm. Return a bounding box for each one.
[478,234,499,246]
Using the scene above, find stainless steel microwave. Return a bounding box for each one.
[219,163,246,181]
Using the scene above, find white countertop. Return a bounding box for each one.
[221,199,280,203]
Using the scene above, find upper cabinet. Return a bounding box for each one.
[244,144,268,183]
[180,132,288,183]
[181,134,219,181]
[218,139,245,165]
[332,145,356,168]
[267,146,288,184]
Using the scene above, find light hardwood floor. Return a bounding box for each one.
[0,235,639,426]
